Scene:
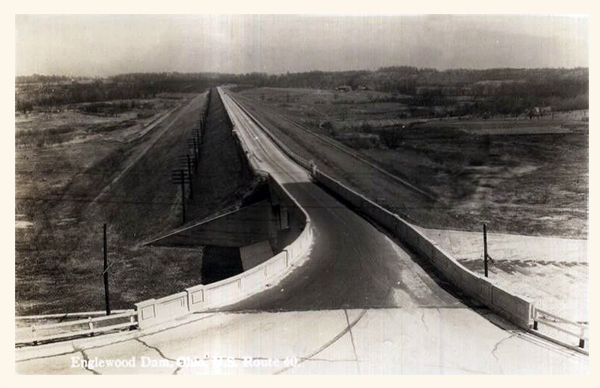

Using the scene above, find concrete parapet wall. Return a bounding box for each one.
[136,89,314,330]
[218,90,262,175]
[137,189,312,329]
[313,169,534,329]
[137,212,311,329]
[135,292,190,330]
[221,90,312,171]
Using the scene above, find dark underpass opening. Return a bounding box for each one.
[201,246,244,284]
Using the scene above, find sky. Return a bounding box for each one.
[15,14,589,77]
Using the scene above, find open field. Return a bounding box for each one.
[16,94,202,315]
[234,86,588,324]
[15,96,186,147]
[238,87,588,239]
[14,82,588,327]
[15,90,261,316]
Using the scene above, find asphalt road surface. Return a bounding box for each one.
[220,89,459,311]
[15,89,588,375]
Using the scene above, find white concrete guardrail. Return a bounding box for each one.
[186,220,312,313]
[135,90,314,330]
[312,168,534,329]
[135,173,313,329]
[311,166,588,353]
[14,89,315,344]
[222,89,538,332]
[221,89,313,172]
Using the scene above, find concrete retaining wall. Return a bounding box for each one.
[136,177,313,329]
[135,89,313,329]
[313,169,534,329]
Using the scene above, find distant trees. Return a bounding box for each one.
[15,73,214,110]
[244,67,588,114]
[16,67,588,115]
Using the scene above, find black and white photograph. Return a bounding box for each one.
[6,1,596,378]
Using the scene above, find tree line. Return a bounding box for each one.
[16,67,588,115]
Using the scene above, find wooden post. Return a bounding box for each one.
[483,223,488,278]
[103,224,111,315]
[88,316,94,336]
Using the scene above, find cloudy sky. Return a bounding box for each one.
[15,14,588,77]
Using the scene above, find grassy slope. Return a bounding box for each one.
[16,88,265,315]
[16,94,207,314]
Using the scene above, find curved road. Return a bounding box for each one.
[15,89,588,375]
[221,89,458,311]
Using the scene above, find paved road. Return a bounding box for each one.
[220,89,459,311]
[15,309,588,374]
[15,88,588,375]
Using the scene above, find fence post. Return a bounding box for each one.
[88,317,94,336]
[130,314,136,331]
[103,223,111,316]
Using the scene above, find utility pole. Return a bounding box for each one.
[483,224,488,277]
[483,223,494,277]
[103,223,111,315]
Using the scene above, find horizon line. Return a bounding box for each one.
[16,66,590,79]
